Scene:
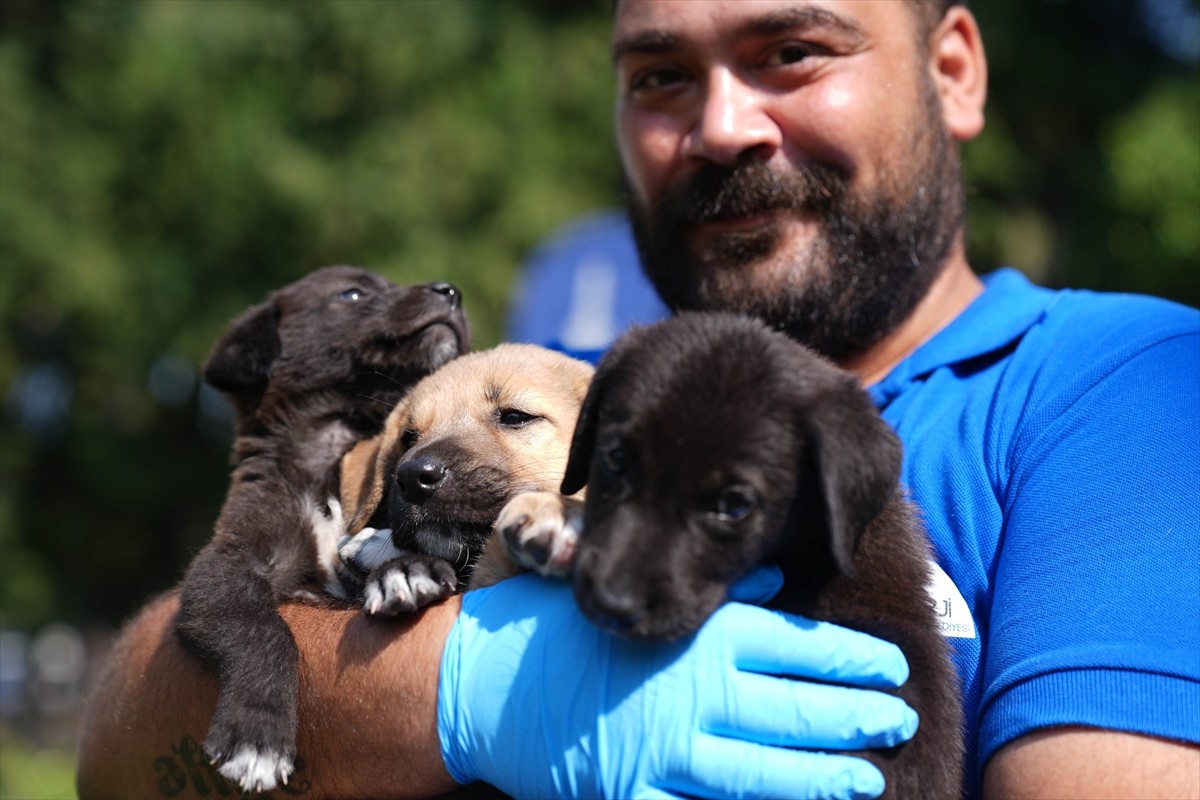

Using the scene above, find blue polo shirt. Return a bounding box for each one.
[869,269,1200,796]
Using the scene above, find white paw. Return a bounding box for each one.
[496,492,583,577]
[363,557,456,616]
[338,526,401,573]
[217,744,293,793]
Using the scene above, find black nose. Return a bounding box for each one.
[575,560,644,633]
[428,282,462,311]
[395,456,447,503]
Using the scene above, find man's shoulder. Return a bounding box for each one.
[1039,284,1198,343]
[1004,279,1198,384]
[954,274,1200,433]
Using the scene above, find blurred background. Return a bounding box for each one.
[0,0,1196,796]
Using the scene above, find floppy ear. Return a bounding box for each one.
[342,434,384,533]
[561,342,640,496]
[560,367,606,496]
[561,324,650,495]
[801,377,902,578]
[203,300,281,393]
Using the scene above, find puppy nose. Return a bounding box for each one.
[395,457,447,503]
[575,562,643,633]
[427,282,462,311]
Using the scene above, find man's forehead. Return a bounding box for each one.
[612,0,900,58]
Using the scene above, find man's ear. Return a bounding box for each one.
[930,5,988,142]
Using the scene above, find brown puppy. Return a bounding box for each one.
[557,312,964,800]
[176,266,469,793]
[338,343,593,615]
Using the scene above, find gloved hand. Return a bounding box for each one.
[438,569,917,800]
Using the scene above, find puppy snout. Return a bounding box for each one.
[396,457,447,503]
[427,282,462,311]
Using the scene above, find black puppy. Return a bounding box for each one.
[176,265,469,793]
[560,312,963,799]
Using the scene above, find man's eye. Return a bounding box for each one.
[498,409,539,428]
[766,43,816,67]
[631,66,687,93]
[337,287,365,302]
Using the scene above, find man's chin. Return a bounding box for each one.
[697,240,823,304]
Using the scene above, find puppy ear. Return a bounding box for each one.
[347,399,415,531]
[562,352,623,496]
[203,300,281,393]
[802,378,902,578]
[560,373,604,496]
[562,325,654,495]
[342,434,383,532]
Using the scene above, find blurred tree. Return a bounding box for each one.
[963,0,1199,299]
[0,0,1196,630]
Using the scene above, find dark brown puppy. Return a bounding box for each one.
[175,265,469,793]
[560,312,963,800]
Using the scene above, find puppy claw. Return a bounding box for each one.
[496,491,584,577]
[214,744,293,793]
[363,556,456,616]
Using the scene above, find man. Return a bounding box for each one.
[77,2,1199,798]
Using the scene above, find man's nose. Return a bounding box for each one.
[682,69,781,167]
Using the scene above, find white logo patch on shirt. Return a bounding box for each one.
[925,560,977,639]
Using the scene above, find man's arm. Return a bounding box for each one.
[984,727,1200,800]
[76,591,461,799]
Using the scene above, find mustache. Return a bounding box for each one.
[660,160,849,226]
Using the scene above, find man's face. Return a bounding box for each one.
[613,0,965,359]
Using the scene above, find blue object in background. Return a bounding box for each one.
[507,211,669,363]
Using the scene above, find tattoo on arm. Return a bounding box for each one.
[152,735,310,797]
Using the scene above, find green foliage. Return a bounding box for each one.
[0,0,1197,631]
[1,0,618,628]
[0,725,77,800]
[961,0,1199,300]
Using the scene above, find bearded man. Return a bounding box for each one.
[77,3,1199,799]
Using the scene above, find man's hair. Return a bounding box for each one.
[911,0,965,36]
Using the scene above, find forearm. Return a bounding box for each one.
[76,591,461,799]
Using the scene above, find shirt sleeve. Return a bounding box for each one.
[979,325,1200,770]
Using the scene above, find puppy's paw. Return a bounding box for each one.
[333,527,398,597]
[363,555,457,616]
[212,744,294,794]
[203,714,295,793]
[339,526,401,574]
[496,492,583,578]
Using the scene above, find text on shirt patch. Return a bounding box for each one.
[925,560,977,639]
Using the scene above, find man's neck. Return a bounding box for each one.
[839,248,983,386]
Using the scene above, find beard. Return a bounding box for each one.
[626,78,965,362]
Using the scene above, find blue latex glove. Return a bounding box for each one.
[438,569,917,800]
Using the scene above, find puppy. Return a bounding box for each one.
[175,266,470,793]
[338,343,593,616]
[555,312,964,799]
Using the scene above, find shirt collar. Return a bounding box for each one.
[869,268,1057,406]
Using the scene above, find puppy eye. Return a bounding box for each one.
[711,486,757,522]
[337,287,365,302]
[498,408,539,428]
[400,429,419,449]
[601,444,627,475]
